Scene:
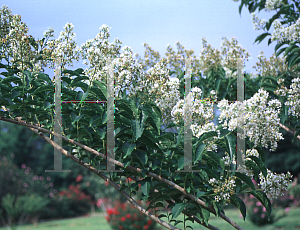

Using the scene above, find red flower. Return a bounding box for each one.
[120,217,126,222]
[68,185,74,190]
[144,225,149,229]
[59,191,65,196]
[107,208,115,216]
[76,174,83,182]
[105,216,110,222]
[126,214,131,219]
[147,219,152,225]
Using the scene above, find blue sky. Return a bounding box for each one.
[4,0,278,75]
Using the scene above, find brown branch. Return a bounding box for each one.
[0,117,244,230]
[279,123,300,141]
[28,126,181,230]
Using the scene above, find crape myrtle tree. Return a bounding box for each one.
[0,4,299,230]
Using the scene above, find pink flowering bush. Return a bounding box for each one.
[287,177,300,207]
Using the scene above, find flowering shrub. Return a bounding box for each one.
[103,200,157,230]
[287,177,300,207]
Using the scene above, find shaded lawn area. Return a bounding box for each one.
[1,207,300,230]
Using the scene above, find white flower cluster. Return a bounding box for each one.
[265,0,283,11]
[218,89,284,151]
[222,154,236,166]
[245,148,259,160]
[259,170,293,199]
[271,17,300,43]
[80,24,122,85]
[220,37,251,78]
[222,149,259,179]
[44,23,81,69]
[247,1,300,43]
[198,37,251,78]
[171,88,220,151]
[251,13,267,31]
[284,78,300,118]
[208,177,236,203]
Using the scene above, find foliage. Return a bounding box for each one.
[0,193,49,229]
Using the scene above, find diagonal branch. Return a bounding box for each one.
[28,125,181,230]
[279,123,300,141]
[0,116,245,230]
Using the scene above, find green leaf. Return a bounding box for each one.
[70,112,84,125]
[93,80,107,99]
[177,156,188,170]
[199,131,218,143]
[194,144,205,163]
[254,33,271,44]
[69,81,89,92]
[122,142,136,158]
[44,101,53,109]
[33,85,54,94]
[140,178,151,198]
[172,203,188,219]
[203,151,224,169]
[134,150,148,165]
[131,119,144,141]
[247,190,272,220]
[224,133,236,164]
[200,207,210,225]
[234,172,255,191]
[0,83,10,91]
[287,52,299,69]
[230,195,246,220]
[62,69,80,77]
[36,72,52,84]
[248,156,268,178]
[70,75,89,84]
[196,190,206,198]
[143,104,161,134]
[11,89,20,100]
[1,76,22,85]
[23,70,32,87]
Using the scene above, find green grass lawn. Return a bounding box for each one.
[1,207,300,230]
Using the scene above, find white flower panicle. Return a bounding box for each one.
[259,170,292,200]
[171,88,220,151]
[208,177,236,203]
[218,89,284,152]
[265,0,284,11]
[284,78,300,118]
